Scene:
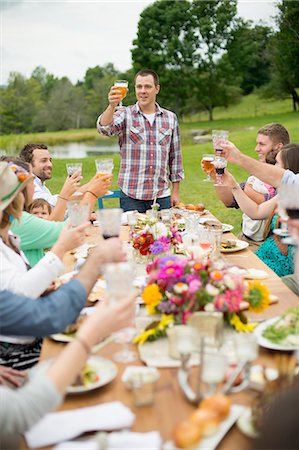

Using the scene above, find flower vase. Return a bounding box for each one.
[132,249,154,265]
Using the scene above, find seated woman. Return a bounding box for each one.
[223,143,299,277]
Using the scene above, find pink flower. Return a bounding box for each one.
[214,294,228,312]
[224,289,243,312]
[189,278,201,294]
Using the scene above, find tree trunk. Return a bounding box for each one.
[208,105,213,121]
[290,87,299,112]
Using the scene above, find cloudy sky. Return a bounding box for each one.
[0,0,279,85]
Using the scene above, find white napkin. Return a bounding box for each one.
[25,401,135,449]
[54,431,162,450]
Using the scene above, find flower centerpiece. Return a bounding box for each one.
[131,216,182,263]
[134,254,270,343]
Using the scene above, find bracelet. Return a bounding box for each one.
[86,190,98,199]
[58,195,68,201]
[75,335,91,355]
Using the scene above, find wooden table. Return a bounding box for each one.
[22,222,299,450]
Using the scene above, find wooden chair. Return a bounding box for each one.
[97,190,121,209]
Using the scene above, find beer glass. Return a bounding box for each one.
[201,154,215,182]
[95,158,113,195]
[114,80,128,107]
[212,130,229,156]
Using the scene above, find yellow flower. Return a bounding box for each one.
[134,328,156,344]
[142,284,162,314]
[230,313,257,332]
[133,314,173,344]
[158,314,174,329]
[246,280,270,313]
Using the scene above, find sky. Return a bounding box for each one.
[0,0,279,85]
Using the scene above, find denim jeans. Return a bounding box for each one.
[120,190,171,213]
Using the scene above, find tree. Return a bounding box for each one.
[263,0,299,111]
[226,21,273,94]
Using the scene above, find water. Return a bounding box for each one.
[50,141,119,159]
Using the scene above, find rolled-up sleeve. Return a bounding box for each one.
[96,110,125,137]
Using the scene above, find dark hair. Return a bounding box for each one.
[20,144,48,164]
[265,148,280,165]
[135,69,160,86]
[29,198,52,215]
[279,143,299,174]
[258,123,290,146]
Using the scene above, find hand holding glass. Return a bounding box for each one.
[95,158,113,195]
[66,163,82,177]
[212,130,229,156]
[114,80,128,107]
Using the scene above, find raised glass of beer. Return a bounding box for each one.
[95,158,114,195]
[201,154,215,182]
[212,130,229,156]
[114,80,128,107]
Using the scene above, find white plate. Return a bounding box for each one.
[199,219,233,233]
[273,228,289,237]
[67,355,117,394]
[163,404,245,450]
[254,317,299,351]
[220,240,249,253]
[237,407,259,439]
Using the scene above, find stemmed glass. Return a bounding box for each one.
[95,158,114,195]
[114,80,128,107]
[201,154,215,182]
[213,157,227,187]
[277,184,299,244]
[66,162,82,177]
[96,208,123,239]
[212,130,229,156]
[104,262,137,363]
[198,226,214,255]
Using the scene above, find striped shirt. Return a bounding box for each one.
[97,102,184,200]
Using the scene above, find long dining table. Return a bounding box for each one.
[21,218,299,450]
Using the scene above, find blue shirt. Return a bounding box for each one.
[0,279,86,336]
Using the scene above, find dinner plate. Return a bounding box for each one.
[254,317,299,351]
[220,240,249,253]
[163,404,245,450]
[199,218,234,233]
[227,267,268,280]
[67,355,117,394]
[237,407,259,439]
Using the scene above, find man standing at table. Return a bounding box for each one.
[96,69,184,212]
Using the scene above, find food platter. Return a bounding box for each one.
[199,218,234,233]
[220,240,249,253]
[67,355,117,394]
[254,316,299,351]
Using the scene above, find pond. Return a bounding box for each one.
[50,141,119,159]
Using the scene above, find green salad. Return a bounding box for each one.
[262,308,299,346]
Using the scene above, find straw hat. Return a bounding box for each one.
[0,161,34,212]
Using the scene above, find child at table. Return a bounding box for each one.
[28,198,52,220]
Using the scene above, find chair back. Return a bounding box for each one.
[97,190,121,209]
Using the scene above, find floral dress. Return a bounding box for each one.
[255,215,295,277]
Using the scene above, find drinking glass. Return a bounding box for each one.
[198,226,214,255]
[213,157,227,186]
[96,208,123,239]
[114,80,128,107]
[212,130,229,156]
[201,154,215,182]
[104,262,137,363]
[67,199,89,227]
[277,184,299,244]
[200,352,227,397]
[228,333,258,393]
[95,158,114,195]
[66,162,82,177]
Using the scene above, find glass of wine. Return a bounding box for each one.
[198,226,214,256]
[96,208,123,239]
[95,158,114,195]
[212,130,229,156]
[277,184,299,245]
[114,80,128,107]
[201,154,215,182]
[66,162,82,177]
[104,262,137,363]
[213,157,227,187]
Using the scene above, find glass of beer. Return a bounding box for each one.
[212,130,229,156]
[213,157,227,186]
[201,154,215,182]
[95,158,114,195]
[114,80,128,107]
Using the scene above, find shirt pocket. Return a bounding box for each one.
[158,127,172,146]
[129,126,144,145]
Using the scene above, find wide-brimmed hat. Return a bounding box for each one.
[0,161,34,212]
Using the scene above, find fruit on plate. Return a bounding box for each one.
[200,394,231,420]
[190,408,220,437]
[173,419,202,449]
[72,362,99,387]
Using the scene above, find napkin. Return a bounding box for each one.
[25,401,135,448]
[53,431,162,450]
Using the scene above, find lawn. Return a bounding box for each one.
[2,93,298,234]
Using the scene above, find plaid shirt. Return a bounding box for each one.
[97,102,184,200]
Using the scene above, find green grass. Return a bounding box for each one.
[2,93,298,234]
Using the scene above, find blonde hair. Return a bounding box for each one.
[1,192,24,229]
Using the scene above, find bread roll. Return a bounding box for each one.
[190,408,220,437]
[185,204,196,210]
[172,420,202,449]
[200,394,231,421]
[195,203,205,212]
[176,202,185,209]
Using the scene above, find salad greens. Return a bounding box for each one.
[262,308,299,345]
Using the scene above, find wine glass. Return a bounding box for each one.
[96,208,123,239]
[213,157,227,187]
[201,154,215,182]
[277,184,299,244]
[114,80,128,107]
[66,162,82,177]
[198,226,214,255]
[212,130,229,156]
[95,158,114,195]
[104,262,137,363]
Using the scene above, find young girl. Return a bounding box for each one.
[28,198,52,220]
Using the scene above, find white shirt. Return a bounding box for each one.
[33,176,58,208]
[242,176,269,241]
